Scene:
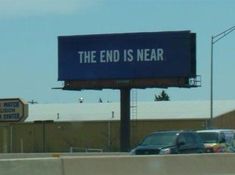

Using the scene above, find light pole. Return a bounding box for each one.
[210,25,235,128]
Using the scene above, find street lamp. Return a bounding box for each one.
[210,25,235,128]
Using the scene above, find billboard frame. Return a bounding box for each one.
[58,31,197,89]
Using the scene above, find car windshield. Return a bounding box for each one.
[198,132,219,143]
[141,132,177,146]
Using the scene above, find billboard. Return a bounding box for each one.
[58,31,196,82]
[0,98,28,122]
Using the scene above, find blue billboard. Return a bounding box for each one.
[58,31,196,81]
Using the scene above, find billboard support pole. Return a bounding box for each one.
[120,88,131,152]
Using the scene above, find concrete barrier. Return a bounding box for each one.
[62,154,235,175]
[0,152,128,159]
[0,153,235,175]
[0,157,62,175]
[0,153,59,159]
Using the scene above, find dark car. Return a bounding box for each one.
[130,130,205,155]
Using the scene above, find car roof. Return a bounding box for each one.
[197,129,235,133]
[151,130,195,135]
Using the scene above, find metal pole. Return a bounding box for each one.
[20,138,24,153]
[108,120,111,151]
[10,126,13,153]
[43,122,46,152]
[210,36,214,128]
[209,26,235,129]
[120,88,130,152]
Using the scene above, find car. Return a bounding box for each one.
[130,130,205,155]
[197,129,235,153]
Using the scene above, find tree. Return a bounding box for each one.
[98,97,103,103]
[154,90,170,101]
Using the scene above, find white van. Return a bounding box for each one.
[197,129,235,153]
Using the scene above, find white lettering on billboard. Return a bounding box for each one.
[77,48,164,64]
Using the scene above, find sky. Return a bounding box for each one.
[0,0,235,104]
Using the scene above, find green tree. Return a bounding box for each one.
[154,90,170,101]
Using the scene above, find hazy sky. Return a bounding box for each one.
[0,0,235,103]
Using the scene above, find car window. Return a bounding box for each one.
[182,133,198,144]
[177,134,186,144]
[232,133,235,147]
[233,133,235,144]
[141,132,177,146]
[193,133,204,144]
[220,132,226,142]
[198,132,219,143]
[223,131,234,143]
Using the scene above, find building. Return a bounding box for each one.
[0,100,235,153]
